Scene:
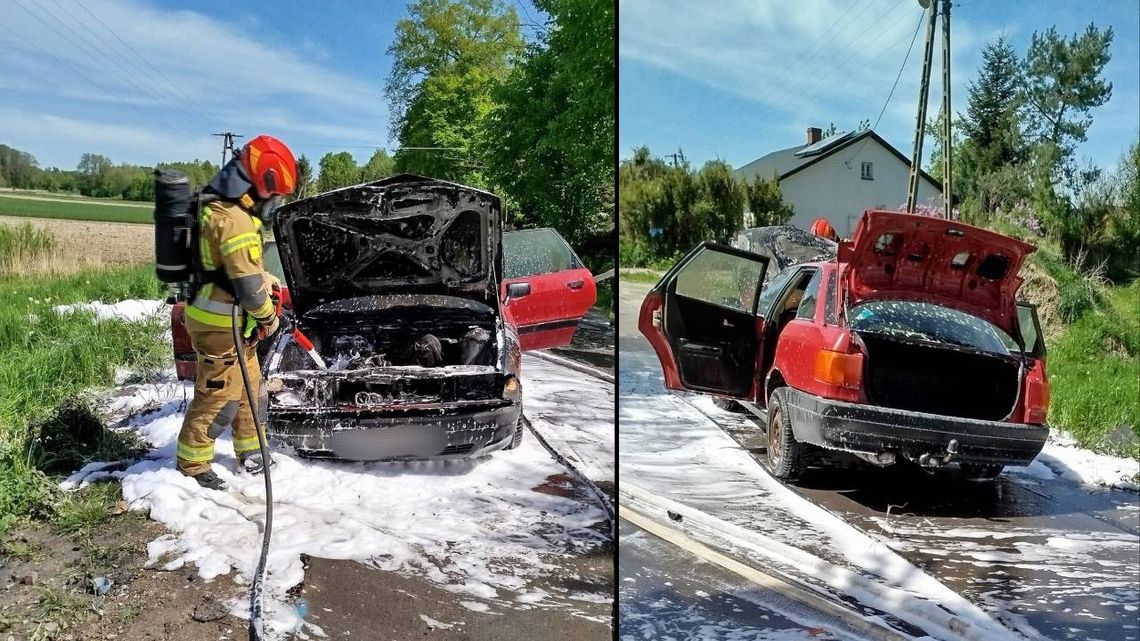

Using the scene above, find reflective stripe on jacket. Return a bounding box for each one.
[187,200,275,328]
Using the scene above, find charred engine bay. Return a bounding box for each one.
[267,297,505,410]
[858,331,1020,421]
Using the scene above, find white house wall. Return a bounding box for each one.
[776,141,942,238]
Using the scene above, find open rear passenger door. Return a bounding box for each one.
[500,228,597,351]
[639,242,768,398]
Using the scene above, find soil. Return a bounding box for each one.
[0,514,245,641]
[0,217,152,269]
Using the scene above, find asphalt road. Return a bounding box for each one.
[619,278,1140,641]
[619,521,869,641]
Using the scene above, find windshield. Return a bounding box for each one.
[848,301,1018,355]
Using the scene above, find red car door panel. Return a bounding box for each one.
[638,242,769,399]
[501,229,596,351]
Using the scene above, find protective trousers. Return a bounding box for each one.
[176,314,268,476]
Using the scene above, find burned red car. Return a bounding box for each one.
[641,210,1049,481]
[172,175,595,460]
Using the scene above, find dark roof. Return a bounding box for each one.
[733,130,943,190]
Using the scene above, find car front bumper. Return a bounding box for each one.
[268,400,521,461]
[785,389,1048,466]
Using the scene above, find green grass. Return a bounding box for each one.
[1046,279,1140,458]
[0,265,167,534]
[620,269,664,284]
[51,483,124,538]
[0,194,151,224]
[0,222,57,272]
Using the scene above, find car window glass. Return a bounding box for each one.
[674,248,766,313]
[263,241,285,282]
[503,229,582,279]
[848,301,1014,355]
[796,270,823,319]
[1018,304,1041,354]
[755,267,800,317]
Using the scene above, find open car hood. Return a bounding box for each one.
[841,210,1036,336]
[274,175,503,317]
[733,225,837,282]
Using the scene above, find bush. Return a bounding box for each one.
[0,222,57,273]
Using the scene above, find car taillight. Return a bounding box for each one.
[1025,376,1050,424]
[814,349,863,389]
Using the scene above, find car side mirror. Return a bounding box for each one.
[504,282,531,303]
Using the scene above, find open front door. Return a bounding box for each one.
[639,242,768,398]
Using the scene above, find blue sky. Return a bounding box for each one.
[619,0,1140,172]
[0,0,541,170]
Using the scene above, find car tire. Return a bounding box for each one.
[960,463,1004,480]
[765,388,805,481]
[712,397,746,413]
[504,420,525,450]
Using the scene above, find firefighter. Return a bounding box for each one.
[176,135,297,490]
[810,218,839,242]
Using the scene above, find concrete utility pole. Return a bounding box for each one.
[906,0,939,213]
[940,0,953,219]
[213,131,243,166]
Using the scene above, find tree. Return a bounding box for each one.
[385,0,522,182]
[1022,25,1113,175]
[697,160,745,243]
[317,152,360,193]
[480,0,614,266]
[294,155,314,199]
[963,36,1025,168]
[743,174,794,227]
[360,149,396,182]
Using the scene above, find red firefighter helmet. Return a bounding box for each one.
[810,218,838,242]
[240,135,297,199]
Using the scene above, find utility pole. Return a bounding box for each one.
[940,0,953,219]
[213,131,243,166]
[906,0,938,213]
[665,150,686,168]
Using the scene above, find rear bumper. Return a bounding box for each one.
[785,389,1048,466]
[268,401,521,461]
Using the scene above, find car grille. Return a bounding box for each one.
[334,373,503,406]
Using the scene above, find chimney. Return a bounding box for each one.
[807,127,823,145]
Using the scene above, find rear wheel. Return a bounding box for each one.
[765,388,805,481]
[960,463,1004,480]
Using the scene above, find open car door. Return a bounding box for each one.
[500,228,597,351]
[639,242,768,398]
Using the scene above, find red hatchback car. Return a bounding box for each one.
[172,230,595,380]
[641,210,1049,481]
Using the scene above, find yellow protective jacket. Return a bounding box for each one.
[185,199,276,330]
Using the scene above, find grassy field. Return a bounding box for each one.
[0,193,151,225]
[1047,278,1140,457]
[0,222,57,273]
[0,265,167,533]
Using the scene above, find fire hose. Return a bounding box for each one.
[231,303,273,641]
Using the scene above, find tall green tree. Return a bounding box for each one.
[360,149,396,182]
[481,0,615,266]
[385,0,522,182]
[1023,25,1114,173]
[963,36,1024,165]
[317,152,361,192]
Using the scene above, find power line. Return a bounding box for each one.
[11,0,208,133]
[70,0,228,128]
[0,17,161,127]
[843,7,928,165]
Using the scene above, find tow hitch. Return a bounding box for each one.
[917,438,959,467]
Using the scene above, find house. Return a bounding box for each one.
[734,127,943,238]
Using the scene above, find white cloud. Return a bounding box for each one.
[0,0,391,166]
